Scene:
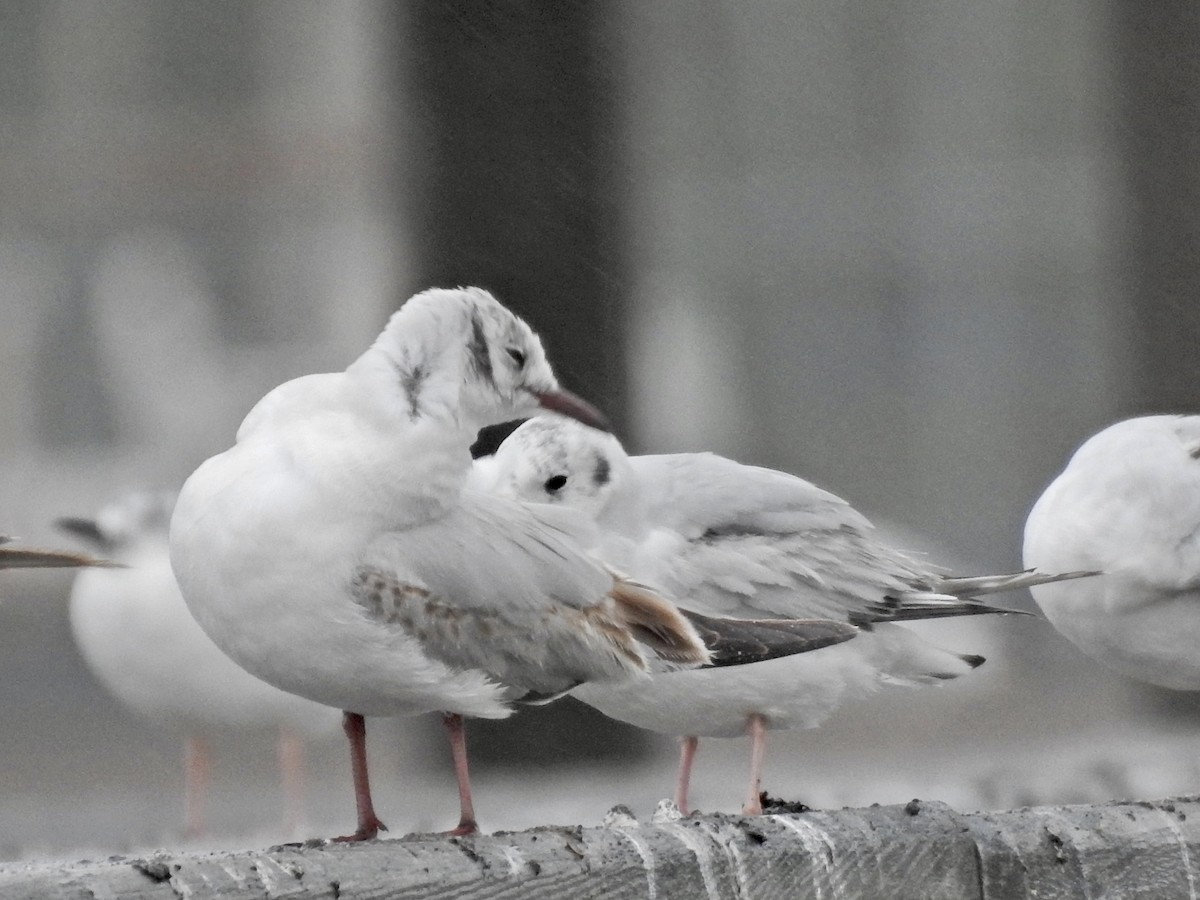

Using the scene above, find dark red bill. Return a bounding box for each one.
[534,388,611,432]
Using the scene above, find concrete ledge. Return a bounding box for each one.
[3,796,1198,899]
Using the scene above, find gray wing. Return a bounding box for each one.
[631,453,872,536]
[625,454,1030,622]
[631,523,936,621]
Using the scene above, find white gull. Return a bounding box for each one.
[1024,415,1200,690]
[473,416,1093,814]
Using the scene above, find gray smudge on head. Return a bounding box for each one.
[395,361,428,420]
[467,311,494,385]
[593,454,611,486]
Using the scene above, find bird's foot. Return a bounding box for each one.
[447,819,478,837]
[741,790,769,816]
[332,817,388,843]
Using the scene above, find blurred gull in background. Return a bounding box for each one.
[1025,416,1200,691]
[57,490,341,839]
[475,417,1096,814]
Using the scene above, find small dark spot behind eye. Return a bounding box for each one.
[507,347,527,368]
[544,474,568,493]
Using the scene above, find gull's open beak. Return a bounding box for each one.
[534,388,611,433]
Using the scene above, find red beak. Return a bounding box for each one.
[534,388,611,432]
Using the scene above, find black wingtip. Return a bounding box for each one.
[682,611,859,669]
[53,517,110,551]
[866,599,1036,623]
[961,653,987,669]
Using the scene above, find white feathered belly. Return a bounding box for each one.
[70,556,341,736]
[1034,580,1200,690]
[572,641,880,738]
[171,472,510,720]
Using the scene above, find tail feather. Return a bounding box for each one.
[855,595,1031,624]
[938,568,1099,596]
[857,568,1097,624]
[871,625,987,686]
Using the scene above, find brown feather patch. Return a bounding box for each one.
[607,578,711,667]
[576,603,650,671]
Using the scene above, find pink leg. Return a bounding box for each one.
[183,735,210,839]
[333,712,387,842]
[277,727,306,837]
[741,713,768,816]
[443,713,478,835]
[675,735,700,814]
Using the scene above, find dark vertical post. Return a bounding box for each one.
[397,1,646,766]
[401,1,627,427]
[1117,4,1200,411]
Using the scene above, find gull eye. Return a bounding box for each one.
[506,347,527,368]
[544,474,568,493]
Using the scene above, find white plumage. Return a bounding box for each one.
[475,416,1090,813]
[1024,415,1200,690]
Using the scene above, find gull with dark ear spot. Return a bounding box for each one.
[170,287,697,841]
[1025,415,1200,693]
[478,416,1095,815]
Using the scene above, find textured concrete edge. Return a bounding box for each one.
[2,797,1200,899]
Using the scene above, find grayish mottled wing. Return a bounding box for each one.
[354,491,705,697]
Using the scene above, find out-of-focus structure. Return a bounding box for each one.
[0,0,1198,859]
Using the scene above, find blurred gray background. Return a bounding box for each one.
[2,0,1200,861]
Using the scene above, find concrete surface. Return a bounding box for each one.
[4,796,1199,899]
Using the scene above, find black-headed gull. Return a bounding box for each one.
[473,416,1094,814]
[169,287,851,839]
[0,535,114,570]
[57,490,341,838]
[1024,415,1200,690]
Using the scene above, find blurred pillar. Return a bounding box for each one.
[1117,3,1200,410]
[400,1,628,428]
[1117,3,1200,719]
[398,2,647,766]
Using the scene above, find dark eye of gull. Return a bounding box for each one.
[544,474,568,493]
[506,347,527,368]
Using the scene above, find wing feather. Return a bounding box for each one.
[354,492,708,695]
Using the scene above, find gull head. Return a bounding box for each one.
[486,416,630,520]
[364,287,609,433]
[56,490,177,555]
